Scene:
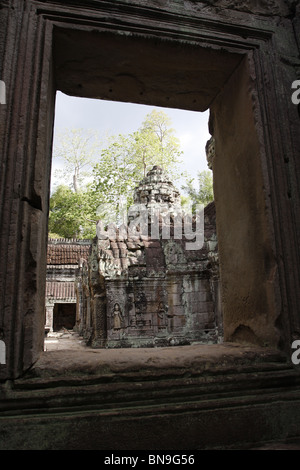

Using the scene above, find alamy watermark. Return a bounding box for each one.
[96,198,204,251]
[291,80,300,105]
[291,340,300,365]
[0,80,6,105]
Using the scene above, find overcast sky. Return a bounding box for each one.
[52,91,211,192]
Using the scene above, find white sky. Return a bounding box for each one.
[51,91,211,192]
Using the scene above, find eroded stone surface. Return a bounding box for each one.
[26,342,287,379]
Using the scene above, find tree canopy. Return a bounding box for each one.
[48,109,212,239]
[48,184,100,238]
[52,128,102,192]
[91,109,184,198]
[90,109,186,229]
[181,170,214,211]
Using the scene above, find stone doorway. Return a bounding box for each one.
[53,303,76,332]
[49,28,279,352]
[1,1,299,381]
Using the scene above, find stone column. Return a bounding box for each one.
[45,304,54,333]
[90,252,107,348]
[0,2,55,379]
[91,293,107,348]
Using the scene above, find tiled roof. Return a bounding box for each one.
[47,240,91,265]
[46,281,76,300]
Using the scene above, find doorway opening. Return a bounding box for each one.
[41,26,278,355]
[53,303,76,331]
[16,21,280,378]
[46,92,218,350]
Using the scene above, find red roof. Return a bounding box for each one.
[46,281,76,300]
[47,240,91,265]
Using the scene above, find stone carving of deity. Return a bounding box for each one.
[113,303,123,330]
[157,301,167,330]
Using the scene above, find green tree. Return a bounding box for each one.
[92,109,186,220]
[137,109,183,177]
[182,170,214,210]
[132,129,160,178]
[48,185,100,238]
[91,133,140,226]
[49,128,105,238]
[49,110,193,238]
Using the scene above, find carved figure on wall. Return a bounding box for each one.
[113,303,123,330]
[157,301,165,320]
[157,301,167,330]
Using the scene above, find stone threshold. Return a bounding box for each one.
[1,343,300,450]
[21,342,289,382]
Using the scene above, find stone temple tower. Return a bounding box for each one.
[133,165,181,207]
[80,166,221,348]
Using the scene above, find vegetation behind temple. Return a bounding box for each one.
[49,110,213,239]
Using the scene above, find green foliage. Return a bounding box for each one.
[48,232,63,239]
[92,133,139,210]
[49,109,194,238]
[91,109,186,223]
[182,170,214,210]
[48,185,100,238]
[136,109,183,178]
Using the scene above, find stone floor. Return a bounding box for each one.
[44,329,87,351]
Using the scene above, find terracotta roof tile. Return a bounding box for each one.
[47,240,91,265]
[46,281,76,300]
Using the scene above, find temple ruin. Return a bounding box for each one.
[44,164,221,348]
[79,165,221,348]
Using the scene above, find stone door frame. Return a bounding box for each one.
[0,1,299,379]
